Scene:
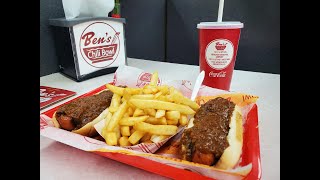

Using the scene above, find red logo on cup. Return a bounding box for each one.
[215,42,227,50]
[136,73,161,87]
[80,22,121,68]
[205,39,234,70]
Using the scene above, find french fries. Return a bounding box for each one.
[119,116,149,126]
[124,88,143,95]
[131,94,154,100]
[166,110,180,120]
[105,132,117,146]
[166,118,178,125]
[145,116,167,125]
[144,108,156,117]
[104,112,113,128]
[102,71,198,146]
[158,85,169,95]
[106,84,125,96]
[128,130,146,145]
[149,71,158,86]
[168,90,200,111]
[143,88,153,94]
[179,115,188,126]
[106,101,129,132]
[123,112,129,118]
[150,134,169,143]
[122,90,132,102]
[155,109,166,118]
[114,124,121,140]
[133,108,145,117]
[119,137,132,146]
[120,126,131,136]
[109,94,121,113]
[154,92,162,99]
[127,107,134,116]
[134,122,178,136]
[129,99,195,115]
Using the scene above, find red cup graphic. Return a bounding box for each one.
[198,22,243,91]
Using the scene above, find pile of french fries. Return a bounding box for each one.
[101,72,199,147]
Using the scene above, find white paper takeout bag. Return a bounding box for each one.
[62,0,115,19]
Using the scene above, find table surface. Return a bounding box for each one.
[40,58,280,180]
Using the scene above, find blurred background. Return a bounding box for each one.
[40,0,280,76]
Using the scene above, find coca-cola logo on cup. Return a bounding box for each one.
[209,71,226,78]
[136,72,161,87]
[80,22,121,68]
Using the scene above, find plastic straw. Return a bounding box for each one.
[217,0,225,22]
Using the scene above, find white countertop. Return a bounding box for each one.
[40,58,280,180]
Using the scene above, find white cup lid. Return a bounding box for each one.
[197,21,244,29]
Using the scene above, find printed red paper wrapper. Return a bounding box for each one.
[40,86,76,109]
[40,65,261,180]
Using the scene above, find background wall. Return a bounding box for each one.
[40,0,279,76]
[121,0,166,62]
[166,0,280,74]
[40,0,65,76]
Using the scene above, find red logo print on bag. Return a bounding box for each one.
[136,73,161,87]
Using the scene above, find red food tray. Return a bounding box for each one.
[41,84,261,180]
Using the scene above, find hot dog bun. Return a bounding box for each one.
[51,89,111,137]
[180,97,243,170]
[215,105,243,169]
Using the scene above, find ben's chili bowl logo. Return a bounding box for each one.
[136,73,161,87]
[80,22,121,68]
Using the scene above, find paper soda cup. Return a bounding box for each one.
[198,22,243,91]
